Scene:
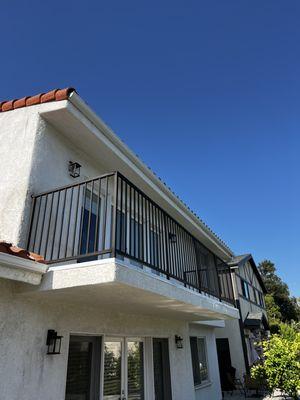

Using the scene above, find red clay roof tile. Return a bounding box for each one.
[26,93,44,106]
[2,100,16,112]
[14,97,29,109]
[0,87,75,113]
[0,241,46,264]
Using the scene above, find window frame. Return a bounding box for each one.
[253,287,258,304]
[190,336,210,388]
[258,291,264,307]
[241,279,250,300]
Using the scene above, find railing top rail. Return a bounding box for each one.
[31,171,117,199]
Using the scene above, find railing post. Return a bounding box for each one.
[193,239,202,294]
[26,195,37,251]
[214,255,223,302]
[163,213,170,279]
[111,172,119,258]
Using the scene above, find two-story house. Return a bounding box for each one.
[215,254,268,390]
[0,88,239,400]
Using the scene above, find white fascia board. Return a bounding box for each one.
[0,252,47,285]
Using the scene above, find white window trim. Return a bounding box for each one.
[195,380,212,390]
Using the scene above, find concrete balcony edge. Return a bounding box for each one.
[28,258,240,321]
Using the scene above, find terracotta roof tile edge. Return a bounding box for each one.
[0,87,76,113]
[0,241,46,264]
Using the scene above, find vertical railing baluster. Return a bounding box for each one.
[101,177,109,252]
[124,181,128,254]
[133,188,136,259]
[78,183,87,255]
[121,177,124,252]
[85,180,94,254]
[32,196,42,253]
[149,202,153,266]
[141,195,145,263]
[158,209,164,271]
[94,178,102,253]
[64,187,74,258]
[145,199,149,264]
[111,173,118,258]
[57,189,67,259]
[72,185,81,257]
[137,190,140,259]
[163,214,171,278]
[153,203,157,267]
[44,192,54,260]
[50,190,61,260]
[129,185,132,257]
[26,195,37,251]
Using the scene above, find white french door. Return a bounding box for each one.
[102,337,145,400]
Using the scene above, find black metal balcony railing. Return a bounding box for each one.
[27,172,235,304]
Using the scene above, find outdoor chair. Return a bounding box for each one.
[243,374,267,398]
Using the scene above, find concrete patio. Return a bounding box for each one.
[223,389,298,400]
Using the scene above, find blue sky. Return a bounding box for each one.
[1,1,299,296]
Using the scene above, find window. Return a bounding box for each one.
[253,288,258,304]
[65,336,101,400]
[190,337,209,386]
[241,279,250,299]
[258,292,264,307]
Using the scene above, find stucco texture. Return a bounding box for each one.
[0,277,224,400]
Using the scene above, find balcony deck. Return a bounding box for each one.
[27,172,235,305]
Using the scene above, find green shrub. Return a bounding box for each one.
[251,325,300,399]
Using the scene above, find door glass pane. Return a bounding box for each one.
[153,340,164,399]
[153,338,172,400]
[127,341,144,400]
[103,341,122,399]
[65,340,93,400]
[197,338,208,381]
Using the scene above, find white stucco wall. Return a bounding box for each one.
[189,324,222,400]
[0,104,109,249]
[0,277,230,400]
[0,107,39,245]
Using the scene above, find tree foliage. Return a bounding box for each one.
[258,260,300,324]
[251,324,300,399]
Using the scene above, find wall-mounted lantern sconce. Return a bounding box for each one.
[169,232,177,243]
[46,330,63,355]
[175,335,183,349]
[68,161,81,178]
